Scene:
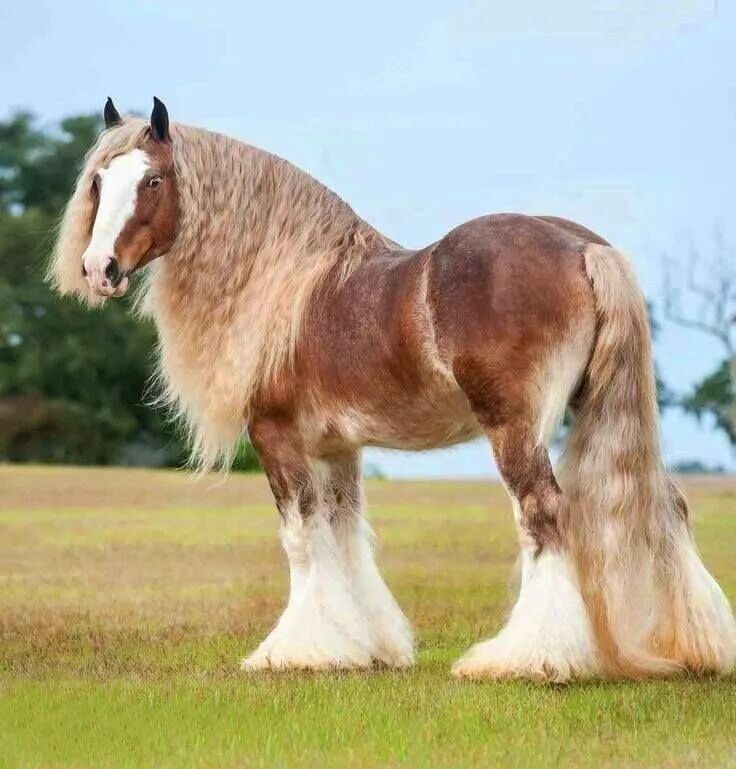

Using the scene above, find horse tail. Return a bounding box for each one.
[559,243,736,678]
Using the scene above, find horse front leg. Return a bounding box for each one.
[241,417,381,670]
[326,452,414,667]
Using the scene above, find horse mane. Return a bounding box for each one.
[50,118,394,471]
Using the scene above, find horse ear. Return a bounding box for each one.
[104,97,121,129]
[150,97,170,142]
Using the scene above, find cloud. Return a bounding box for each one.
[449,0,715,44]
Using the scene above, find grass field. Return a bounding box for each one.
[1,465,735,768]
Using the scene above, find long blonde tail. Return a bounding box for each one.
[560,244,736,677]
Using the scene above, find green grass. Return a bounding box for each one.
[1,466,735,768]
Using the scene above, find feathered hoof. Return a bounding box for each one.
[453,550,601,683]
[240,608,405,671]
[375,648,414,669]
[451,636,599,683]
[371,632,415,669]
[241,641,415,672]
[241,637,375,672]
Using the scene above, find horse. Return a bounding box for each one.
[49,96,736,681]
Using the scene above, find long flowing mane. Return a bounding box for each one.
[49,118,395,470]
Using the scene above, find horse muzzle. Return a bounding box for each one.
[82,254,130,298]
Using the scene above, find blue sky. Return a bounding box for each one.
[2,0,734,477]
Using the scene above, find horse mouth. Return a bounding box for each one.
[89,273,130,299]
[112,275,130,296]
[109,274,130,297]
[109,270,126,290]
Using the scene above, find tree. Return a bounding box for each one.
[0,109,259,470]
[663,225,735,447]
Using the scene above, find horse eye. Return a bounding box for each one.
[148,176,162,189]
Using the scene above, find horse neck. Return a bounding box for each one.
[165,133,387,294]
[144,137,390,433]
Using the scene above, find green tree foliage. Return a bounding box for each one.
[0,110,259,470]
[682,360,735,446]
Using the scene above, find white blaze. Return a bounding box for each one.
[82,149,149,292]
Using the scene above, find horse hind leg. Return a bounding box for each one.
[452,347,600,682]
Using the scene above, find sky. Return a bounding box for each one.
[2,0,734,477]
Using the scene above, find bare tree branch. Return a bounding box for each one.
[662,224,736,358]
[662,223,736,445]
[663,310,731,348]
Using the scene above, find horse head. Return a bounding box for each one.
[81,97,179,297]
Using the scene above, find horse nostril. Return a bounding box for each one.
[81,263,87,278]
[104,258,123,288]
[104,258,119,280]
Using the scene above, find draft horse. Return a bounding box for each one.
[50,97,736,681]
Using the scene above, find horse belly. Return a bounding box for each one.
[316,384,482,454]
